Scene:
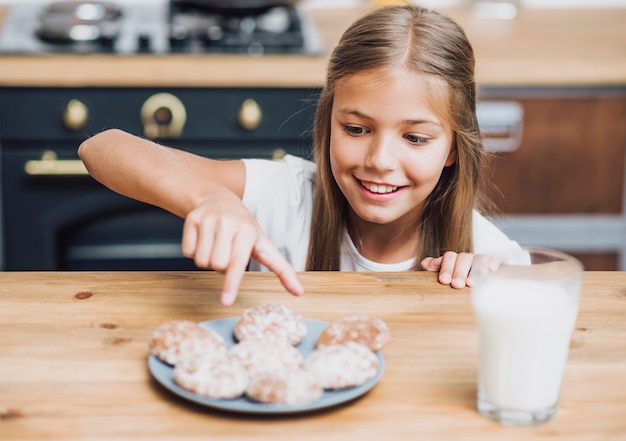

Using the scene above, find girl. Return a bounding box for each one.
[78,5,519,306]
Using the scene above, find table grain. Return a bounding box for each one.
[0,271,625,440]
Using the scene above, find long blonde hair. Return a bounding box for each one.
[306,5,484,271]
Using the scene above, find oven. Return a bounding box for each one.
[0,86,316,270]
[0,0,321,270]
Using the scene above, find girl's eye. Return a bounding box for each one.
[406,134,429,145]
[344,125,366,136]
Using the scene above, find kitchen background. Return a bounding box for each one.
[1,0,626,6]
[0,0,624,272]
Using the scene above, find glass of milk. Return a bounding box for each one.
[471,248,583,426]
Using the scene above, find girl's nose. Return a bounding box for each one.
[364,134,396,171]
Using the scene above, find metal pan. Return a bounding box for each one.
[170,0,300,15]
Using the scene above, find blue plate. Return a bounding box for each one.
[148,317,385,415]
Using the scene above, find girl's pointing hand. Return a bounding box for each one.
[181,194,303,306]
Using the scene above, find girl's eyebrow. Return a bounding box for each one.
[338,108,371,120]
[338,108,442,128]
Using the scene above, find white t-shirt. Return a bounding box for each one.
[242,155,519,272]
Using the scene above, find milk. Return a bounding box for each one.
[472,278,579,412]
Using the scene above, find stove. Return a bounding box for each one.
[0,1,323,56]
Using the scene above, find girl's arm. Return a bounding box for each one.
[78,129,303,305]
[78,128,243,217]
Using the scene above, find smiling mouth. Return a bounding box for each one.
[360,181,399,194]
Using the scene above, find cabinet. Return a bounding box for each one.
[480,87,626,270]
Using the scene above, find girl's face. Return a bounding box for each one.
[329,68,456,231]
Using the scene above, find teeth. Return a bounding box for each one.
[362,182,398,194]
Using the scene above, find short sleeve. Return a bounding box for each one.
[241,155,316,271]
[472,210,521,254]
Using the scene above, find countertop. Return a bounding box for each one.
[0,5,625,87]
[1,270,625,440]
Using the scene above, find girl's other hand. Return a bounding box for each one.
[181,195,303,306]
[421,252,505,288]
[420,251,476,289]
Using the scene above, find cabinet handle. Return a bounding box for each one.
[24,148,286,177]
[238,99,262,131]
[141,93,187,139]
[477,101,524,153]
[24,151,88,176]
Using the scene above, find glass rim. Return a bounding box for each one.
[515,247,584,272]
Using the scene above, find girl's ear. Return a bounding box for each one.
[445,145,457,167]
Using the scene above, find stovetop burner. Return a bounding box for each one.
[0,1,322,56]
[35,1,123,45]
[168,2,306,54]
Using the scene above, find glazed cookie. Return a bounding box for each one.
[173,353,249,399]
[246,368,323,405]
[305,342,379,390]
[228,339,303,377]
[233,303,307,345]
[149,320,226,365]
[316,315,390,352]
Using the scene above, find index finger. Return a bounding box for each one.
[253,237,303,297]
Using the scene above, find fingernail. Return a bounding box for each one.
[440,272,452,284]
[294,282,304,296]
[221,292,236,306]
[452,278,466,289]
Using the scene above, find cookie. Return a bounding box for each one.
[305,342,379,390]
[233,303,307,345]
[246,368,323,405]
[149,320,226,365]
[228,339,303,377]
[316,315,390,352]
[173,353,249,399]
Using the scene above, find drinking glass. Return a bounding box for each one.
[471,248,583,426]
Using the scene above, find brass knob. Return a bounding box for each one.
[140,93,187,139]
[271,148,287,160]
[237,99,262,131]
[63,99,89,131]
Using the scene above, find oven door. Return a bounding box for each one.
[2,150,197,271]
[61,205,195,271]
[0,85,316,271]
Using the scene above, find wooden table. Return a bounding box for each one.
[1,271,625,440]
